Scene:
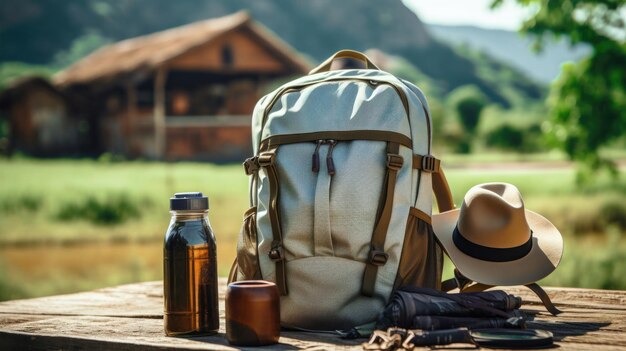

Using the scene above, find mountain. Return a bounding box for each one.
[0,0,543,105]
[428,24,590,83]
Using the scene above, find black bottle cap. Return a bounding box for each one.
[170,192,209,211]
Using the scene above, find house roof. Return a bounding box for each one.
[0,76,65,107]
[54,11,311,87]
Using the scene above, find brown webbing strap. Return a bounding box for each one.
[362,142,403,297]
[409,207,431,225]
[411,154,454,213]
[432,167,455,213]
[258,148,288,295]
[441,270,561,316]
[462,282,495,293]
[412,154,441,173]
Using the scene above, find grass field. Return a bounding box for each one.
[0,157,624,300]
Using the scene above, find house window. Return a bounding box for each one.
[221,45,234,67]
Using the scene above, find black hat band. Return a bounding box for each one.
[452,226,533,262]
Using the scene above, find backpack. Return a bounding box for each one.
[228,50,455,330]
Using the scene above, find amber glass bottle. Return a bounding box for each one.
[163,192,218,336]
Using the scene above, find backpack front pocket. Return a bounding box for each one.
[272,134,410,260]
[393,207,443,290]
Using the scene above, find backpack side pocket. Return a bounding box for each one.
[393,207,443,290]
[236,206,262,280]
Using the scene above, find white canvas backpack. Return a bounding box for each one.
[229,50,455,330]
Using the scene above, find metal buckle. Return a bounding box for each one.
[268,241,284,261]
[401,330,418,350]
[258,151,276,167]
[362,329,404,351]
[386,154,404,170]
[242,156,259,175]
[368,249,389,266]
[421,155,438,173]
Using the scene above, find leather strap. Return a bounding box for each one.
[411,153,453,213]
[414,153,454,214]
[441,270,561,316]
[362,142,402,297]
[432,167,455,213]
[409,207,431,225]
[526,282,562,316]
[258,148,288,295]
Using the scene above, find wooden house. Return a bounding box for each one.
[20,11,309,161]
[0,77,82,156]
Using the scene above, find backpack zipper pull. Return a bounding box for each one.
[312,140,323,173]
[326,140,337,176]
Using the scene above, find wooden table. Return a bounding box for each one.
[0,278,624,350]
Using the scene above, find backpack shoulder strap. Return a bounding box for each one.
[433,167,455,213]
[412,154,455,213]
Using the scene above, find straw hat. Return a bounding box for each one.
[432,183,563,286]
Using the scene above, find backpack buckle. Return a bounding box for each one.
[243,156,259,175]
[386,154,404,171]
[268,241,284,261]
[368,249,389,266]
[420,155,438,173]
[258,151,276,167]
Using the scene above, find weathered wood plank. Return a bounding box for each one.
[0,315,361,350]
[0,279,220,318]
[0,280,624,350]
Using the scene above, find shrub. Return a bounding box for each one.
[486,125,524,150]
[55,194,141,225]
[485,123,544,153]
[600,201,626,231]
[97,152,126,163]
[0,194,42,213]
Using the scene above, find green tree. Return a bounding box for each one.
[52,31,112,69]
[447,85,488,152]
[493,0,626,181]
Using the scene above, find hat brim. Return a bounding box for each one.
[432,209,564,286]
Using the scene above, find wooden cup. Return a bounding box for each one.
[225,280,280,346]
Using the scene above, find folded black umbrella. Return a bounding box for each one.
[375,286,523,330]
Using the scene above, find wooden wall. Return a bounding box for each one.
[5,87,79,156]
[169,29,286,73]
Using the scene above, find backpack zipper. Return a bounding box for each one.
[312,140,323,173]
[311,139,338,175]
[326,139,337,176]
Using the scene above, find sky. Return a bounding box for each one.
[402,0,536,30]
